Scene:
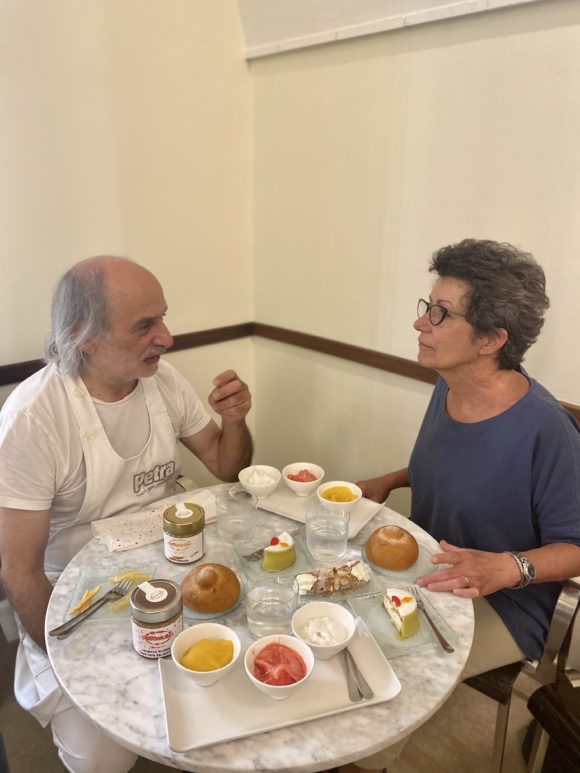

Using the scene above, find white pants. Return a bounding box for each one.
[15,633,137,773]
[50,698,138,773]
[352,597,525,770]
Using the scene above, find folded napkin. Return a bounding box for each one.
[91,489,216,552]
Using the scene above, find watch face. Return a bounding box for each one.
[525,558,536,580]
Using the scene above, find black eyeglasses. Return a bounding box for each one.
[417,298,468,326]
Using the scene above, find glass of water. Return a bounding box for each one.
[305,504,349,563]
[245,578,298,638]
[216,484,258,544]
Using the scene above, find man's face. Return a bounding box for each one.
[83,265,173,389]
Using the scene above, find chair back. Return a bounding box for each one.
[529,577,580,685]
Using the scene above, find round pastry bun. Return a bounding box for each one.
[181,563,241,613]
[365,525,419,571]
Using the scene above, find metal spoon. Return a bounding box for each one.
[342,649,363,701]
[344,647,374,699]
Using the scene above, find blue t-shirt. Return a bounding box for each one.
[409,374,580,660]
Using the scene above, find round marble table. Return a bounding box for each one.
[46,498,474,773]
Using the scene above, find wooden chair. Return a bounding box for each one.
[463,578,580,773]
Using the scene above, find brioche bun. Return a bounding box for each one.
[181,563,240,613]
[365,525,419,571]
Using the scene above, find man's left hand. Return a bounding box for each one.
[416,539,521,598]
[208,370,251,424]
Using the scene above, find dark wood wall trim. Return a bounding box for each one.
[0,359,45,386]
[171,323,253,352]
[252,322,438,385]
[0,324,254,388]
[2,321,579,424]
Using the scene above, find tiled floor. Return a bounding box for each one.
[0,628,535,773]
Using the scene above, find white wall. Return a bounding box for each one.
[239,0,542,58]
[253,337,425,515]
[3,0,580,505]
[0,0,252,365]
[251,0,580,407]
[167,342,255,488]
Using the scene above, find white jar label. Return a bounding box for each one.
[131,613,183,658]
[164,531,205,564]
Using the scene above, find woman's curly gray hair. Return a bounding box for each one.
[44,263,111,375]
[430,239,550,370]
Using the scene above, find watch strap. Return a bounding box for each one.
[506,550,536,588]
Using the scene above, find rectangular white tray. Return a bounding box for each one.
[257,488,382,538]
[158,620,401,752]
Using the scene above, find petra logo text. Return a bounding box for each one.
[133,461,176,495]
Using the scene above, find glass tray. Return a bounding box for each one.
[348,590,457,659]
[240,532,382,601]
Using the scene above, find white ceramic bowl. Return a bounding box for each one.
[282,463,325,497]
[317,480,362,513]
[244,634,314,700]
[291,601,356,660]
[238,465,281,498]
[171,622,241,687]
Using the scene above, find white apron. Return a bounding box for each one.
[15,371,181,726]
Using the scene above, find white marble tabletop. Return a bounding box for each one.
[46,490,474,773]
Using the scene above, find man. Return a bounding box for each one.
[0,256,253,773]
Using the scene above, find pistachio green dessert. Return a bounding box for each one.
[262,531,296,572]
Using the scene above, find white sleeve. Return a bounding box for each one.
[0,408,57,510]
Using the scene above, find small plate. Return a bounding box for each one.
[348,591,457,659]
[362,537,441,582]
[179,541,245,621]
[183,583,245,621]
[64,565,157,623]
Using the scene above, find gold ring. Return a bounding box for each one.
[459,575,470,588]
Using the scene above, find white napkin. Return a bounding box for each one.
[91,489,216,552]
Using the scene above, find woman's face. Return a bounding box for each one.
[414,276,485,374]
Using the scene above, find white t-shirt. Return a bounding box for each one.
[0,359,211,522]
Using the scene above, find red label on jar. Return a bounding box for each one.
[131,614,183,658]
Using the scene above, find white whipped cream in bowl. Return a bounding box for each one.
[291,600,356,659]
[238,465,281,498]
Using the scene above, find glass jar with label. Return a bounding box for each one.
[163,502,205,564]
[130,579,182,658]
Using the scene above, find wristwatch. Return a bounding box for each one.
[507,551,536,588]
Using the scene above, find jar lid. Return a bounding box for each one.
[163,503,205,536]
[130,579,182,623]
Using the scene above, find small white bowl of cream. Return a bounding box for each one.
[291,601,356,660]
[238,465,281,498]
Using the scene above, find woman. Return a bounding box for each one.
[345,239,580,773]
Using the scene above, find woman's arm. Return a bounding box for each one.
[417,540,580,598]
[356,468,410,503]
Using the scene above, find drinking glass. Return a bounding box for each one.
[305,505,349,563]
[245,577,299,638]
[216,484,258,544]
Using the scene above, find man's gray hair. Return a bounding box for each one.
[44,263,110,375]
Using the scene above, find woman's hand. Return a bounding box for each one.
[416,539,521,598]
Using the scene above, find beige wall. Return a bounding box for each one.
[251,0,580,409]
[0,1,252,365]
[2,1,580,506]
